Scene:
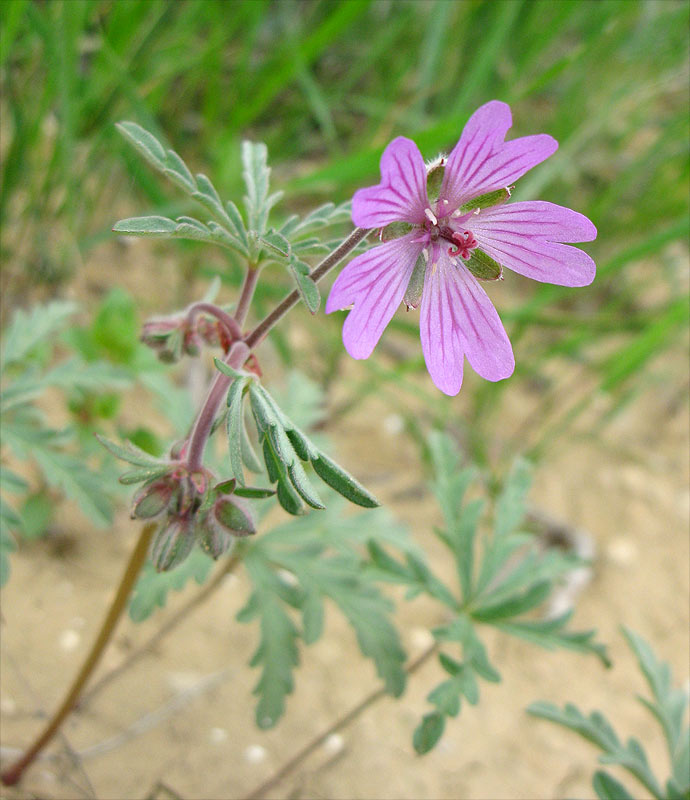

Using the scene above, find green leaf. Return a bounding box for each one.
[19,492,54,539]
[413,712,445,754]
[311,452,379,508]
[239,550,301,728]
[226,376,249,486]
[0,514,18,587]
[472,580,552,622]
[592,771,635,800]
[118,465,171,486]
[260,228,291,258]
[129,549,214,622]
[242,140,271,234]
[494,458,532,538]
[116,121,167,170]
[428,680,461,717]
[234,486,276,499]
[1,300,77,369]
[163,148,196,192]
[215,357,248,381]
[224,200,249,248]
[112,216,177,236]
[95,433,164,468]
[289,257,321,314]
[287,460,325,510]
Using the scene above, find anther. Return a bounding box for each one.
[424,208,438,225]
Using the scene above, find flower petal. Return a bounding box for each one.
[352,137,429,228]
[470,202,596,286]
[326,234,423,359]
[420,253,514,395]
[471,201,597,242]
[439,100,558,213]
[419,255,465,396]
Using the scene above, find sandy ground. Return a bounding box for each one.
[1,242,688,800]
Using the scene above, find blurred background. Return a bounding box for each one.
[1,1,688,798]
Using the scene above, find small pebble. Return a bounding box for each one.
[606,538,638,566]
[410,627,434,650]
[59,629,81,652]
[383,414,404,436]
[244,744,267,764]
[323,733,344,755]
[209,727,228,744]
[0,696,17,715]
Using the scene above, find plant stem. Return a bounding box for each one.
[185,340,250,472]
[80,542,246,705]
[186,227,368,472]
[244,226,369,349]
[0,523,158,787]
[234,266,260,328]
[243,640,439,800]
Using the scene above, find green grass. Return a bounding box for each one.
[1,0,688,462]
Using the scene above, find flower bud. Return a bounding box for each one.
[131,476,175,519]
[213,495,256,537]
[150,517,196,572]
[197,513,233,559]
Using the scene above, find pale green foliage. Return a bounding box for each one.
[365,431,608,754]
[0,302,133,584]
[237,498,411,728]
[114,123,350,314]
[528,628,690,800]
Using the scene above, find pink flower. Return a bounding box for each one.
[326,101,597,396]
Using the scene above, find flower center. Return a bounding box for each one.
[424,216,478,261]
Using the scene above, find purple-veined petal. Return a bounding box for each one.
[326,234,423,359]
[419,254,465,396]
[439,101,558,213]
[419,253,514,395]
[471,201,597,242]
[352,137,429,228]
[470,202,596,286]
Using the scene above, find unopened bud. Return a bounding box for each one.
[132,476,175,519]
[213,495,256,537]
[150,517,196,572]
[197,513,233,559]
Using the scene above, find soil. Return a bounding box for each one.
[1,238,688,800]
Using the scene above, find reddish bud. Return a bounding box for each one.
[150,517,196,572]
[131,476,175,519]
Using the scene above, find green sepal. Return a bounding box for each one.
[119,465,171,486]
[380,221,413,242]
[426,162,445,204]
[403,252,427,309]
[465,249,503,281]
[459,187,512,212]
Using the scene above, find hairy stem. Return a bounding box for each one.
[244,226,369,349]
[244,641,439,800]
[186,227,368,472]
[0,523,158,787]
[234,266,260,328]
[186,340,250,472]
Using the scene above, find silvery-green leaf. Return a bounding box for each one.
[260,229,291,258]
[234,486,276,499]
[112,216,177,237]
[96,434,164,468]
[116,121,167,169]
[163,148,196,192]
[311,452,379,508]
[225,201,249,247]
[287,460,325,510]
[119,465,172,485]
[289,258,320,314]
[241,422,263,473]
[413,712,445,755]
[206,221,248,256]
[226,376,249,486]
[242,140,270,234]
[215,357,248,381]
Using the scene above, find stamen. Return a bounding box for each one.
[424,208,438,225]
